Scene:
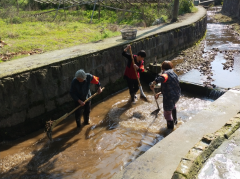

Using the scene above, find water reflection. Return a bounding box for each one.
[180,8,240,89]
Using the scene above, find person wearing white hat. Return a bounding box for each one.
[70,69,102,127]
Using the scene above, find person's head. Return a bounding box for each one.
[137,50,146,62]
[161,61,173,71]
[75,69,86,82]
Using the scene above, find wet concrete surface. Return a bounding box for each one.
[0,88,212,179]
[198,124,240,179]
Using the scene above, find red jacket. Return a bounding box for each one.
[122,51,144,79]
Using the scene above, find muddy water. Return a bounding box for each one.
[179,7,240,88]
[0,88,212,179]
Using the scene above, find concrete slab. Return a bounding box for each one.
[0,6,206,78]
[112,89,240,179]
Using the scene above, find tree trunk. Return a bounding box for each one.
[171,0,179,22]
[16,0,19,15]
[98,0,101,20]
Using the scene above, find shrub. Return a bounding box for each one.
[161,15,168,22]
[179,0,194,15]
[12,16,22,24]
[8,32,19,38]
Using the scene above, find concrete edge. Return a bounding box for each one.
[141,69,227,99]
[172,111,240,179]
[179,80,227,99]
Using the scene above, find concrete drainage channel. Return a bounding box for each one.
[1,5,240,178]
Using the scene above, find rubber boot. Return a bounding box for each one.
[83,113,90,125]
[167,121,174,129]
[172,108,177,124]
[134,93,137,99]
[76,119,81,128]
[131,93,135,103]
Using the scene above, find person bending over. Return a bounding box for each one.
[122,45,146,103]
[70,69,102,128]
[150,61,181,129]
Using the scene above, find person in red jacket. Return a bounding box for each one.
[122,45,146,102]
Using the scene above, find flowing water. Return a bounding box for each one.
[0,88,212,179]
[198,149,240,179]
[198,129,240,179]
[179,7,240,89]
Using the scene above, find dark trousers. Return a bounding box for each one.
[75,101,91,125]
[126,78,139,96]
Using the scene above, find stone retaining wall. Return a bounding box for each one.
[222,0,240,19]
[0,15,207,141]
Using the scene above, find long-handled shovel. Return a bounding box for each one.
[45,87,105,141]
[150,83,160,115]
[129,48,147,100]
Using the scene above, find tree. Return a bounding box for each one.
[16,0,19,14]
[171,0,179,22]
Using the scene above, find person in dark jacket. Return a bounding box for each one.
[70,69,102,128]
[150,61,181,129]
[122,45,146,102]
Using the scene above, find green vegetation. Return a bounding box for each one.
[179,0,197,14]
[0,0,196,62]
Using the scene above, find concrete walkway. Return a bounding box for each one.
[112,89,240,179]
[0,6,206,78]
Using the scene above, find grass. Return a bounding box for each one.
[0,2,197,62]
[0,20,120,53]
[0,7,126,62]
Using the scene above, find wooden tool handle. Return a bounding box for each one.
[129,48,141,86]
[152,88,160,109]
[68,87,105,116]
[50,87,105,130]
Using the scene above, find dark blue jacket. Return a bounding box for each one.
[70,73,100,102]
[155,69,181,111]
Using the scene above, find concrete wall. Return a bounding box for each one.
[222,0,240,19]
[0,16,207,141]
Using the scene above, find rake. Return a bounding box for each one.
[45,87,105,141]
